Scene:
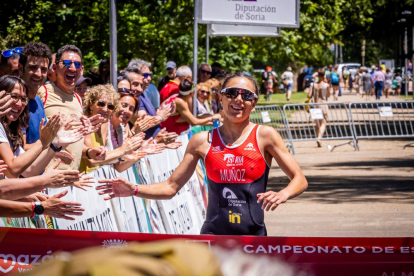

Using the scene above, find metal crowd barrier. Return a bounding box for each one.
[250,105,295,154]
[283,102,358,153]
[348,101,414,149]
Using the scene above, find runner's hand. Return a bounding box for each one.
[257,190,289,211]
[96,178,135,200]
[42,190,84,220]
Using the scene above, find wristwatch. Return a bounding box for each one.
[33,202,45,220]
[50,142,62,152]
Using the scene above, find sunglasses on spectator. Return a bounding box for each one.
[58,60,82,69]
[221,87,258,101]
[118,87,130,93]
[6,93,29,106]
[75,87,88,93]
[200,69,212,75]
[142,73,152,79]
[96,101,115,110]
[200,90,210,95]
[166,67,174,71]
[211,88,218,93]
[1,47,23,58]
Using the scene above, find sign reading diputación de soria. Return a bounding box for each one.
[199,0,300,28]
[0,228,413,275]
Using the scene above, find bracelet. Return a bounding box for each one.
[86,148,92,159]
[30,202,35,219]
[157,115,164,122]
[133,185,139,196]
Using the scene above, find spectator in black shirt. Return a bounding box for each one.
[157,61,176,91]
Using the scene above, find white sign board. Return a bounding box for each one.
[208,24,280,37]
[310,108,324,120]
[378,106,393,117]
[200,0,300,27]
[261,111,272,123]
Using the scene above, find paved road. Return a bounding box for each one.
[264,139,414,237]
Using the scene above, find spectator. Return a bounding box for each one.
[90,60,110,85]
[129,59,160,108]
[281,67,294,101]
[80,84,145,173]
[160,79,220,135]
[19,42,52,147]
[362,69,373,100]
[158,61,176,91]
[330,66,340,101]
[198,63,212,83]
[196,82,212,116]
[395,72,402,96]
[372,66,385,100]
[46,53,57,84]
[211,62,222,78]
[0,48,22,77]
[75,75,92,102]
[310,69,329,147]
[384,68,393,98]
[0,75,83,178]
[37,45,105,170]
[159,65,192,103]
[207,78,221,114]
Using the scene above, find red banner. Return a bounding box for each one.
[0,227,413,275]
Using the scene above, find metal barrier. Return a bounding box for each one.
[250,105,295,154]
[283,102,358,153]
[348,101,414,149]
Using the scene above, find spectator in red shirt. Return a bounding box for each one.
[159,66,192,103]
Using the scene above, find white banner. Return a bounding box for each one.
[208,24,280,37]
[200,0,299,28]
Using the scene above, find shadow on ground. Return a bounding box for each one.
[268,158,414,204]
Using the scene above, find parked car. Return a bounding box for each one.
[337,63,361,78]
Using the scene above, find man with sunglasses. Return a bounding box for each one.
[158,61,176,91]
[97,72,308,236]
[198,63,212,84]
[0,47,22,78]
[38,45,104,170]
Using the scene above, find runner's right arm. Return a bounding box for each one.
[96,132,207,200]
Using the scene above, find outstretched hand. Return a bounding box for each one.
[96,178,135,200]
[72,173,94,191]
[42,190,84,220]
[257,190,289,211]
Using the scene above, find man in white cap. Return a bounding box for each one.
[158,61,176,91]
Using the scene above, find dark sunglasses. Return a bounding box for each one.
[58,60,82,69]
[200,69,212,75]
[142,73,152,79]
[6,93,29,106]
[1,47,23,58]
[200,90,210,95]
[166,67,174,71]
[211,88,218,93]
[97,101,115,110]
[221,87,258,101]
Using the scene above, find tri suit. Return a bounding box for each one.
[202,124,270,236]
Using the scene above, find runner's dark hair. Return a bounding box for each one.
[19,42,52,71]
[0,75,29,152]
[221,71,259,95]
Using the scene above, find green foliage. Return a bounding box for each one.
[0,0,380,80]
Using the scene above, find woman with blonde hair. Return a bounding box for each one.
[80,84,145,173]
[196,82,212,116]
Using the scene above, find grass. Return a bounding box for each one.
[256,91,308,107]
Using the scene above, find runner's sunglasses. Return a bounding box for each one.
[220,87,258,101]
[1,47,23,58]
[96,101,115,110]
[57,60,82,69]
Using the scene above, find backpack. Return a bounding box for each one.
[331,72,339,84]
[304,75,314,88]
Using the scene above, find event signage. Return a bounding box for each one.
[208,24,281,37]
[199,0,300,27]
[310,108,325,120]
[0,228,413,275]
[378,106,394,117]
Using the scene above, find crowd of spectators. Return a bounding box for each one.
[0,42,227,221]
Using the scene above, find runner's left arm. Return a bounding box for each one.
[257,126,308,211]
